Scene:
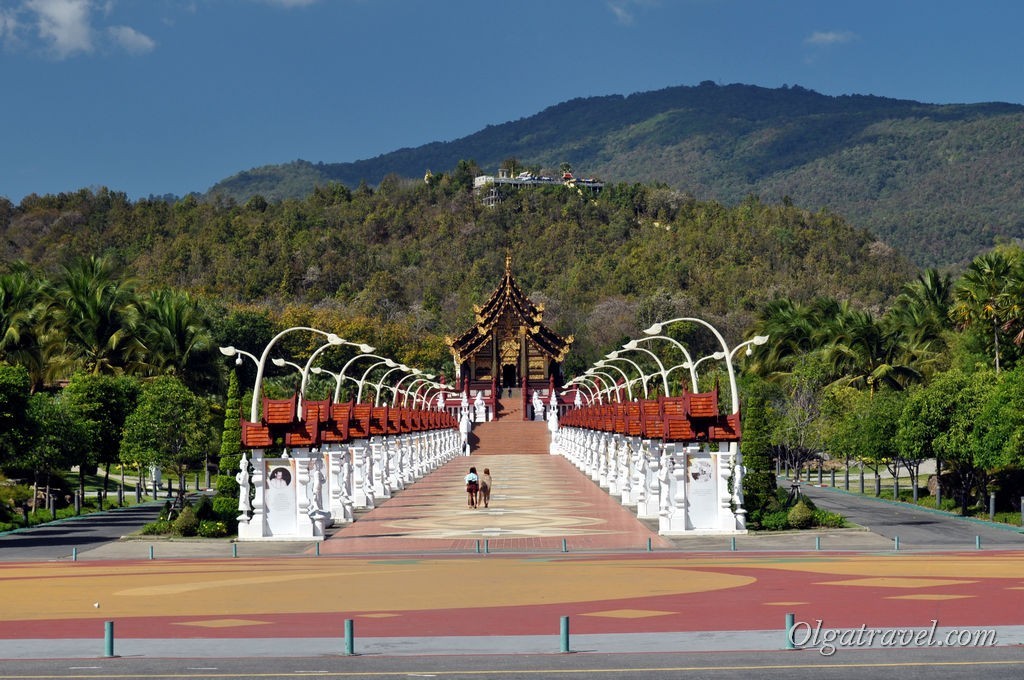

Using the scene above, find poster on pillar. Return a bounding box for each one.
[686,451,718,529]
[265,459,297,535]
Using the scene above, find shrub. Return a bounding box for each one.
[197,520,228,538]
[812,509,845,528]
[193,496,214,521]
[212,495,238,522]
[787,500,814,529]
[172,505,199,537]
[760,510,790,531]
[140,519,172,535]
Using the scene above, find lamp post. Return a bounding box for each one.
[624,336,701,393]
[564,376,599,406]
[598,355,650,399]
[310,366,346,402]
[355,358,399,402]
[389,370,432,406]
[593,361,635,401]
[222,326,344,422]
[272,337,374,418]
[643,318,768,413]
[610,346,670,396]
[372,364,412,407]
[584,368,623,403]
[400,376,437,407]
[219,345,259,369]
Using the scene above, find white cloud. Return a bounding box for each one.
[805,30,858,46]
[608,1,635,26]
[28,0,94,58]
[109,24,154,53]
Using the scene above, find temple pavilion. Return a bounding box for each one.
[446,256,573,394]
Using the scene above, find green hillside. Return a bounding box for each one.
[207,82,1024,268]
[0,181,913,372]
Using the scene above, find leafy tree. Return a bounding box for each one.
[23,392,90,510]
[932,369,996,514]
[62,373,140,500]
[120,376,211,509]
[0,363,31,469]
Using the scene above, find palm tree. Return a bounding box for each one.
[0,263,49,391]
[822,303,922,394]
[951,251,1016,373]
[45,256,144,379]
[135,289,219,393]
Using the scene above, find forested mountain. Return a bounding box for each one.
[0,181,913,374]
[207,82,1024,268]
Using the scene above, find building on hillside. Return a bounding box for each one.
[446,255,573,394]
[473,168,604,206]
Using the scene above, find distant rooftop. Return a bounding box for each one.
[473,168,604,192]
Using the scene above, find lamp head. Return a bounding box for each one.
[219,346,236,357]
[235,356,242,366]
[271,357,286,367]
[643,323,662,335]
[327,333,344,345]
[385,359,398,368]
[311,367,323,375]
[358,344,375,353]
[713,351,727,360]
[753,335,770,345]
[622,339,638,350]
[425,373,436,380]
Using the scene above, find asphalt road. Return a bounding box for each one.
[0,502,164,562]
[1,647,1021,680]
[797,480,1024,550]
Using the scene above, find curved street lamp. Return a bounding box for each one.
[218,345,259,369]
[372,364,412,407]
[585,368,624,403]
[644,318,768,413]
[610,345,670,396]
[222,326,344,422]
[563,376,598,406]
[593,360,635,401]
[355,358,399,402]
[598,355,650,399]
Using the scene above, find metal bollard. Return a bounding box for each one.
[894,535,900,551]
[990,492,996,522]
[232,543,238,558]
[561,538,568,553]
[104,620,116,658]
[149,545,154,560]
[647,537,652,552]
[976,535,982,550]
[730,536,737,551]
[815,536,821,551]
[484,539,490,554]
[560,616,570,653]
[344,619,355,656]
[785,613,795,650]
[72,547,77,561]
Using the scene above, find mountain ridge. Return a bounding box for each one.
[207,82,1024,268]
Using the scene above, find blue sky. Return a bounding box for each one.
[2,0,1023,203]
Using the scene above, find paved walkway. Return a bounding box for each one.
[4,452,1024,660]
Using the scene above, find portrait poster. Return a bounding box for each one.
[265,459,296,535]
[686,451,718,529]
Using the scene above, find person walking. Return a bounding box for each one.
[465,467,479,508]
[479,468,492,508]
